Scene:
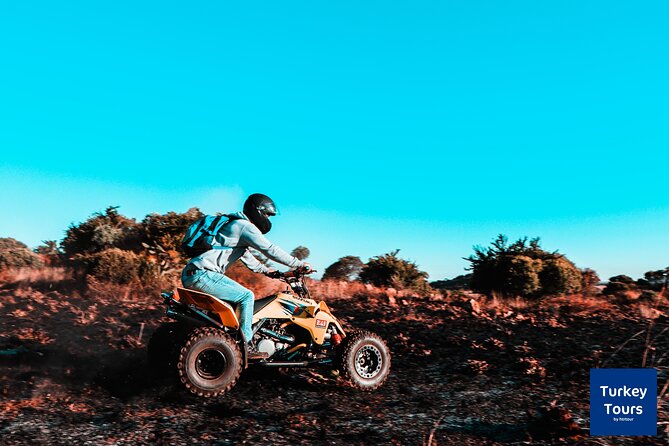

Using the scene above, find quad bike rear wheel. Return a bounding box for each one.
[177,327,242,398]
[337,330,391,391]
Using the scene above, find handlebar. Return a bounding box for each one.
[268,267,317,280]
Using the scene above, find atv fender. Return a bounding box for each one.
[174,288,240,330]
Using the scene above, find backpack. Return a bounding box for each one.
[181,214,237,258]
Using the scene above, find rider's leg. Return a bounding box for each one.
[182,269,254,342]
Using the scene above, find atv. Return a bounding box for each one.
[148,267,391,397]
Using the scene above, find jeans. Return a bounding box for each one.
[181,269,255,342]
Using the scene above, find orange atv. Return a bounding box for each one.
[148,268,391,397]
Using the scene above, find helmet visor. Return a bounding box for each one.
[257,202,278,217]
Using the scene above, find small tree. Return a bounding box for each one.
[637,268,669,291]
[322,256,364,282]
[497,255,542,296]
[609,274,635,285]
[466,235,583,298]
[580,268,601,295]
[603,275,637,296]
[359,250,430,294]
[291,246,310,261]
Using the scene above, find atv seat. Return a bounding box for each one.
[253,295,278,314]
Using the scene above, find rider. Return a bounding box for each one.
[181,193,310,357]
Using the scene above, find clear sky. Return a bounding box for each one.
[1,1,668,281]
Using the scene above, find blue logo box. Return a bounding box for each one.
[590,368,657,436]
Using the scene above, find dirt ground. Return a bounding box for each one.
[1,275,668,445]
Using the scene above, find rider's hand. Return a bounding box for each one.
[265,269,281,279]
[301,263,312,272]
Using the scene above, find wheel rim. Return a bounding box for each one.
[195,348,228,380]
[354,344,383,379]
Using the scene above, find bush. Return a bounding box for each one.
[497,255,542,296]
[609,274,635,285]
[359,250,430,295]
[580,268,601,295]
[637,268,669,291]
[0,237,28,250]
[430,274,472,290]
[466,235,583,298]
[85,248,157,284]
[61,206,139,259]
[539,257,583,295]
[0,239,44,271]
[603,275,637,296]
[322,256,364,282]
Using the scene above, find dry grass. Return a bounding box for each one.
[0,267,71,286]
[485,294,531,311]
[308,280,382,299]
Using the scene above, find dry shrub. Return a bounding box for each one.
[0,246,44,271]
[473,292,620,320]
[81,248,159,286]
[638,290,659,302]
[91,249,143,284]
[464,359,490,375]
[616,289,641,305]
[517,357,547,378]
[638,304,663,320]
[308,280,377,299]
[86,275,137,301]
[485,294,530,312]
[544,294,616,316]
[13,327,54,345]
[86,274,177,302]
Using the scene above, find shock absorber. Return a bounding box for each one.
[325,327,342,346]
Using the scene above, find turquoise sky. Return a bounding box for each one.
[1,1,668,281]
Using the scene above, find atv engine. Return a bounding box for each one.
[254,320,294,358]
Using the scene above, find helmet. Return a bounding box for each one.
[243,193,277,234]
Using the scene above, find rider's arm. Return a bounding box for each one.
[239,223,305,269]
[239,249,271,274]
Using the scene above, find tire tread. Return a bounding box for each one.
[177,327,242,398]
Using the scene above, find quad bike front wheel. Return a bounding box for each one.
[177,327,242,398]
[337,330,391,391]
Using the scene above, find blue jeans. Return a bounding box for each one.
[181,269,255,342]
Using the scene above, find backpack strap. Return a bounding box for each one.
[205,215,225,235]
[183,216,209,247]
[208,214,239,250]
